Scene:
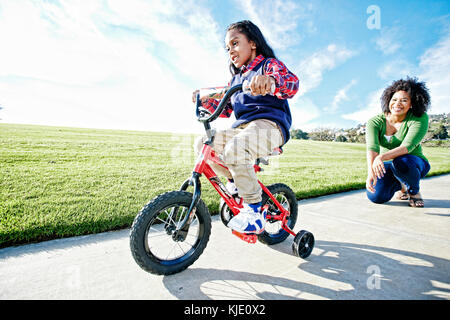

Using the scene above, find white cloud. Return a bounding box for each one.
[377,59,416,80]
[105,0,229,85]
[286,44,357,129]
[326,79,358,113]
[236,0,313,50]
[374,25,401,55]
[289,97,321,131]
[297,44,357,96]
[0,0,230,134]
[418,31,450,115]
[342,88,384,124]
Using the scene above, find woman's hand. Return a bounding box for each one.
[366,150,380,193]
[366,171,377,193]
[371,155,386,179]
[249,75,276,96]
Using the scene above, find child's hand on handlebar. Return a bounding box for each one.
[192,90,200,103]
[247,75,276,96]
[192,87,228,104]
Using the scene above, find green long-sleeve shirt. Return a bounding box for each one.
[366,111,429,162]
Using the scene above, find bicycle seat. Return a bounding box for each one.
[255,147,283,165]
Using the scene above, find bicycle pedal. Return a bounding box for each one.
[232,230,257,243]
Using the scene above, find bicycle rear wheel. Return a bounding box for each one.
[258,183,298,245]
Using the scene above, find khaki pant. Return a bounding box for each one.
[194,119,283,203]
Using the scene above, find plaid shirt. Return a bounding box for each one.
[202,55,299,118]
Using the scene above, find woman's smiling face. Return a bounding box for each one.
[225,28,257,69]
[389,90,412,117]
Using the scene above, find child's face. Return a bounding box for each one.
[225,28,257,69]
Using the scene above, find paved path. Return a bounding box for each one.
[1,175,449,300]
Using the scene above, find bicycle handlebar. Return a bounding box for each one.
[195,84,242,123]
[195,80,275,123]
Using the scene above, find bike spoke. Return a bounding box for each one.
[176,242,187,256]
[166,243,177,260]
[165,208,177,226]
[263,192,291,235]
[154,216,166,224]
[175,207,187,228]
[145,204,201,262]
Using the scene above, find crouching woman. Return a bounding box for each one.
[365,77,431,207]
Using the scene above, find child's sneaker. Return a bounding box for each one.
[226,180,239,196]
[227,202,266,234]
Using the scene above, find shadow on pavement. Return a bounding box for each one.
[379,199,450,209]
[162,240,450,300]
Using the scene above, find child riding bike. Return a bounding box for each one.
[193,20,299,235]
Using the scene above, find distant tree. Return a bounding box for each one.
[308,127,335,141]
[355,135,366,143]
[432,123,449,140]
[335,135,347,142]
[290,128,309,140]
[346,128,358,142]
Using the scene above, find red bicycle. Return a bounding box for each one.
[130,83,314,275]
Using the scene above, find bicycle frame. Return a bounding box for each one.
[178,140,296,240]
[174,83,296,242]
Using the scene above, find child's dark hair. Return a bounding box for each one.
[380,77,431,117]
[226,20,277,75]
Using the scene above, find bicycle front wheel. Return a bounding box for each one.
[130,191,211,275]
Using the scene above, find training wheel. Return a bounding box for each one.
[292,230,314,258]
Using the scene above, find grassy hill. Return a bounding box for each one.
[1,123,449,247]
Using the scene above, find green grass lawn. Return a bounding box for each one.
[1,123,449,247]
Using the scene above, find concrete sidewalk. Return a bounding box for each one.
[1,175,449,300]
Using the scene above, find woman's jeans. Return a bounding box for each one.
[367,154,430,204]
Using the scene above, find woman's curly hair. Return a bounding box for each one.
[380,77,431,117]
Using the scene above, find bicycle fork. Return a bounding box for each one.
[173,172,202,241]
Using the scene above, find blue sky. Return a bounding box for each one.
[0,0,449,134]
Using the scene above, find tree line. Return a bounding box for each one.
[290,113,449,145]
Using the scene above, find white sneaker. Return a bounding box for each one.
[226,181,239,196]
[227,203,265,234]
